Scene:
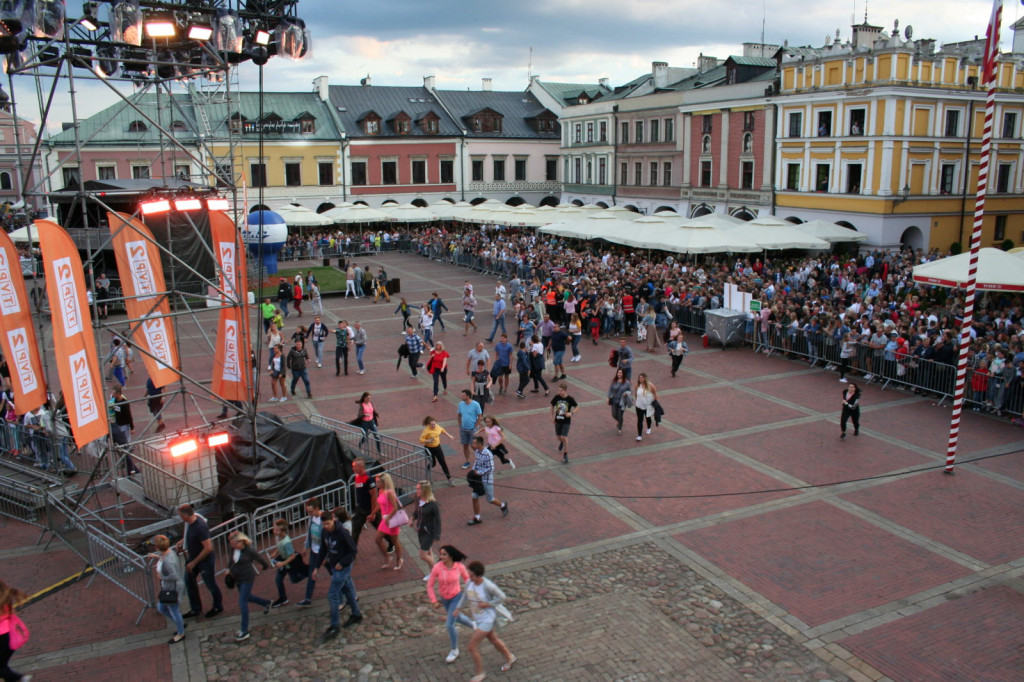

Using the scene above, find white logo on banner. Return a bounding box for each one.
[7,328,38,393]
[53,257,84,335]
[0,249,22,316]
[69,350,99,425]
[126,240,157,301]
[221,318,241,381]
[141,314,173,370]
[218,241,237,301]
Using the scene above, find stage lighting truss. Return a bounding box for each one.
[169,435,199,458]
[140,190,233,217]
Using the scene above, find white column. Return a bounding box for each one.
[718,110,730,186]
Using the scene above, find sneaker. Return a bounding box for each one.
[268,397,278,402]
[169,632,185,644]
[272,598,288,608]
[445,648,460,664]
[317,362,322,368]
[324,625,340,637]
[296,599,312,607]
[461,462,472,469]
[645,428,651,435]
[204,607,223,618]
[515,391,525,398]
[181,611,199,619]
[467,517,482,526]
[358,369,365,374]
[841,433,847,439]
[235,630,250,642]
[562,453,568,464]
[263,602,272,615]
[839,378,848,383]
[343,614,363,628]
[636,436,643,441]
[507,459,516,469]
[279,396,287,403]
[422,575,430,581]
[501,502,509,517]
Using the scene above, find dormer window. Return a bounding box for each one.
[396,120,410,134]
[468,109,503,133]
[418,111,440,135]
[360,111,382,135]
[577,93,590,105]
[295,113,316,133]
[391,112,412,135]
[128,120,147,133]
[170,120,187,132]
[425,119,438,134]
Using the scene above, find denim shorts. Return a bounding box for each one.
[471,481,495,502]
[460,428,474,445]
[553,350,565,365]
[464,310,475,322]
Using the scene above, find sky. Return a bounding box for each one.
[14,0,1024,134]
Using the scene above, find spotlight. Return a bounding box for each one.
[206,432,230,447]
[94,45,119,78]
[154,49,176,79]
[140,198,171,215]
[28,0,65,40]
[81,1,99,31]
[110,0,142,46]
[250,44,268,66]
[213,9,242,54]
[144,18,176,39]
[169,437,198,458]
[174,198,201,211]
[274,17,310,61]
[254,30,270,46]
[207,198,230,211]
[188,25,212,41]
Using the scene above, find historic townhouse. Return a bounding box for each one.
[774,20,1024,249]
[0,109,44,213]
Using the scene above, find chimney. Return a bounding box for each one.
[652,61,669,89]
[697,54,719,73]
[312,75,329,101]
[482,77,492,91]
[423,75,436,91]
[529,74,540,86]
[598,77,609,89]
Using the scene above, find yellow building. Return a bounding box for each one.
[774,20,1024,250]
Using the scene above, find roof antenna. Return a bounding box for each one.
[761,0,765,46]
[528,46,533,81]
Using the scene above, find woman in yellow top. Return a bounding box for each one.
[419,415,454,485]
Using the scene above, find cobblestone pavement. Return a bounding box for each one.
[3,252,1023,682]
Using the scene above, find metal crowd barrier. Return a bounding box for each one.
[0,476,48,528]
[249,479,351,558]
[207,514,254,577]
[45,493,93,565]
[85,525,156,625]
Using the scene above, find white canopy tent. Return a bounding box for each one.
[321,204,392,224]
[269,204,335,227]
[790,219,868,244]
[6,225,40,243]
[721,221,831,250]
[912,248,1024,291]
[379,203,437,223]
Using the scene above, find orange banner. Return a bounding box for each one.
[209,211,252,402]
[35,220,107,448]
[107,212,180,389]
[0,229,46,413]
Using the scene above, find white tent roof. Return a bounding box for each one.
[269,204,335,227]
[681,214,745,230]
[379,203,437,223]
[912,248,1024,291]
[791,219,868,243]
[428,201,475,221]
[721,221,831,250]
[6,225,40,243]
[322,204,392,224]
[658,225,762,254]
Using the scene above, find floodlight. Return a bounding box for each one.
[254,30,270,46]
[169,437,198,458]
[188,25,212,41]
[213,9,242,54]
[140,198,171,215]
[274,18,309,61]
[174,198,201,211]
[81,1,98,31]
[28,0,65,39]
[207,198,230,211]
[94,45,119,78]
[144,20,175,39]
[206,432,230,447]
[110,0,142,46]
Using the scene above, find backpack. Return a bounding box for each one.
[5,612,29,649]
[608,348,619,367]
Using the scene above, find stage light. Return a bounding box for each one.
[174,198,201,211]
[169,437,198,458]
[188,25,212,41]
[254,30,270,46]
[80,17,98,31]
[207,198,230,211]
[110,0,142,46]
[274,18,310,61]
[94,45,119,78]
[213,9,243,54]
[81,1,99,31]
[28,0,65,39]
[206,432,230,447]
[250,44,268,66]
[140,199,171,215]
[144,20,176,39]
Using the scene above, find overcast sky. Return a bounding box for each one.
[19,0,1024,134]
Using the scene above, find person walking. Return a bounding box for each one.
[150,534,186,644]
[528,337,549,395]
[315,508,363,636]
[430,292,449,332]
[393,298,419,331]
[478,415,514,468]
[839,331,856,383]
[404,326,426,378]
[373,267,390,303]
[426,545,475,665]
[514,341,531,398]
[419,304,435,347]
[568,313,583,362]
[0,579,29,682]
[345,264,357,298]
[485,294,506,343]
[146,378,167,432]
[309,279,323,316]
[334,320,352,376]
[668,336,688,377]
[634,373,658,441]
[269,519,308,607]
[419,416,454,485]
[427,341,450,402]
[288,339,312,398]
[493,334,514,395]
[349,459,381,547]
[466,342,490,389]
[352,321,368,374]
[470,360,493,411]
[616,338,635,382]
[305,316,329,368]
[462,287,478,335]
[226,531,272,642]
[297,497,323,607]
[457,390,483,469]
[292,276,304,317]
[354,393,381,455]
[375,473,405,570]
[455,561,517,680]
[840,381,862,439]
[549,323,569,381]
[261,297,276,334]
[276,276,293,318]
[550,382,579,463]
[607,369,632,435]
[268,345,286,402]
[176,504,223,620]
[466,435,509,525]
[412,481,442,577]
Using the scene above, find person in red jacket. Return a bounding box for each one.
[621,292,635,335]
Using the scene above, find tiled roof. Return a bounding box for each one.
[726,55,776,67]
[47,92,199,145]
[329,85,460,138]
[437,90,558,139]
[204,91,342,140]
[536,81,611,105]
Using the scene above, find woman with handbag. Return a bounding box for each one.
[412,481,442,574]
[151,535,186,644]
[607,369,631,435]
[455,561,517,680]
[375,473,406,571]
[227,532,272,642]
[0,579,29,682]
[634,373,658,441]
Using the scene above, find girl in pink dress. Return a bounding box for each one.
[375,473,405,570]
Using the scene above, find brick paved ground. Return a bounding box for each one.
[2,252,1023,681]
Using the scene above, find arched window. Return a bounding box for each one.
[742,133,752,154]
[170,120,187,132]
[128,120,147,133]
[0,172,11,190]
[702,135,711,154]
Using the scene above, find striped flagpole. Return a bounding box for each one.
[945,0,1002,474]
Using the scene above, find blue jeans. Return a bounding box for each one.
[237,580,270,634]
[112,365,127,387]
[157,600,185,635]
[327,564,361,627]
[487,315,506,340]
[571,335,581,357]
[279,300,290,317]
[443,594,474,649]
[359,420,381,453]
[355,345,366,371]
[423,327,433,346]
[312,340,323,365]
[185,556,222,614]
[304,551,323,600]
[290,368,311,395]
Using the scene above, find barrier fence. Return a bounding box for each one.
[84,524,155,625]
[249,479,351,558]
[0,475,48,528]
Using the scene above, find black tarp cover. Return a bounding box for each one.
[217,419,356,514]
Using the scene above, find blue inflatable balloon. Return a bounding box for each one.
[243,210,288,275]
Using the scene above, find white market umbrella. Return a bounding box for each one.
[791,219,868,244]
[681,214,745,230]
[539,212,628,240]
[722,221,830,250]
[429,201,474,221]
[271,204,335,227]
[912,248,1024,291]
[746,215,793,227]
[323,204,392,224]
[6,225,39,243]
[380,203,437,223]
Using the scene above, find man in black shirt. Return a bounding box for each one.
[550,382,579,464]
[315,508,363,635]
[277,277,293,318]
[288,340,312,398]
[176,504,224,618]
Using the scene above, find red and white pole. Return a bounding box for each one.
[945,0,1002,474]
